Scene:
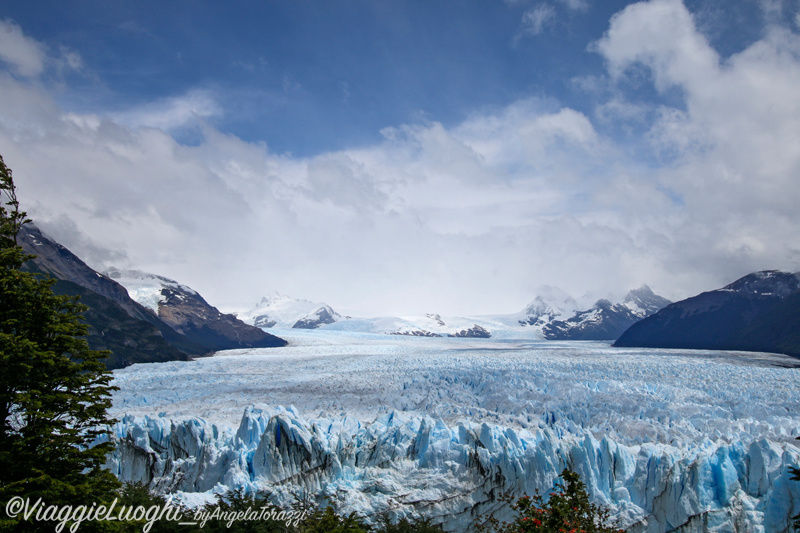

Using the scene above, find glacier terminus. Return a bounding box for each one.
[106,330,800,532]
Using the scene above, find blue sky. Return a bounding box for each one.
[3,0,632,154]
[1,0,800,315]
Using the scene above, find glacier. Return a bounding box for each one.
[106,330,800,532]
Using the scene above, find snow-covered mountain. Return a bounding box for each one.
[515,285,670,341]
[387,313,493,338]
[623,284,672,316]
[238,293,343,329]
[105,268,286,351]
[233,283,665,341]
[516,285,579,330]
[103,268,197,313]
[18,224,197,368]
[543,285,671,341]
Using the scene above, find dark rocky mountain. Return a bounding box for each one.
[614,271,800,357]
[448,324,492,338]
[391,329,441,337]
[734,289,800,356]
[105,268,288,352]
[543,285,671,341]
[19,224,286,368]
[19,224,196,368]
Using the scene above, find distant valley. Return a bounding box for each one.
[19,222,800,365]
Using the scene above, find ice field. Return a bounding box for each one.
[107,330,800,532]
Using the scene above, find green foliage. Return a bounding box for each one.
[296,505,370,533]
[374,514,443,533]
[0,155,120,531]
[190,489,295,533]
[114,483,185,533]
[480,469,624,533]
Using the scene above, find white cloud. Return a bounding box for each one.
[111,90,223,131]
[57,47,84,73]
[0,19,46,78]
[557,0,589,11]
[593,0,800,285]
[595,0,719,91]
[1,4,800,315]
[520,4,557,36]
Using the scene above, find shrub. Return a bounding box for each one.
[480,469,624,533]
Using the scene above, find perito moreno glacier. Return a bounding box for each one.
[104,329,800,532]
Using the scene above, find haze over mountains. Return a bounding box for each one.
[18,222,800,362]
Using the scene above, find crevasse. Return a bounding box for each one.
[106,405,800,533]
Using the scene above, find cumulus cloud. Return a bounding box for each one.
[0,19,46,78]
[1,2,799,315]
[595,0,719,89]
[594,0,800,286]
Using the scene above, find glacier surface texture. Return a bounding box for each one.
[107,330,800,532]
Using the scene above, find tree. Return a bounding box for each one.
[481,469,624,533]
[0,155,120,531]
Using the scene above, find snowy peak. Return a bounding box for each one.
[239,294,342,330]
[721,270,800,297]
[543,300,640,341]
[518,285,579,327]
[105,267,286,351]
[292,305,341,329]
[623,284,672,316]
[105,267,197,314]
[389,315,493,338]
[537,286,671,341]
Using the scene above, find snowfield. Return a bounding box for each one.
[107,330,800,532]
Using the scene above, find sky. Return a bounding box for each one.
[1,0,799,317]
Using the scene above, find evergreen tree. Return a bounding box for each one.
[0,155,120,531]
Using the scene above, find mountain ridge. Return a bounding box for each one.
[615,270,800,357]
[106,268,287,352]
[19,224,286,367]
[19,224,197,368]
[520,284,671,341]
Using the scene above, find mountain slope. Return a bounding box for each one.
[106,269,287,351]
[48,280,192,368]
[615,271,800,356]
[733,289,800,356]
[19,224,197,368]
